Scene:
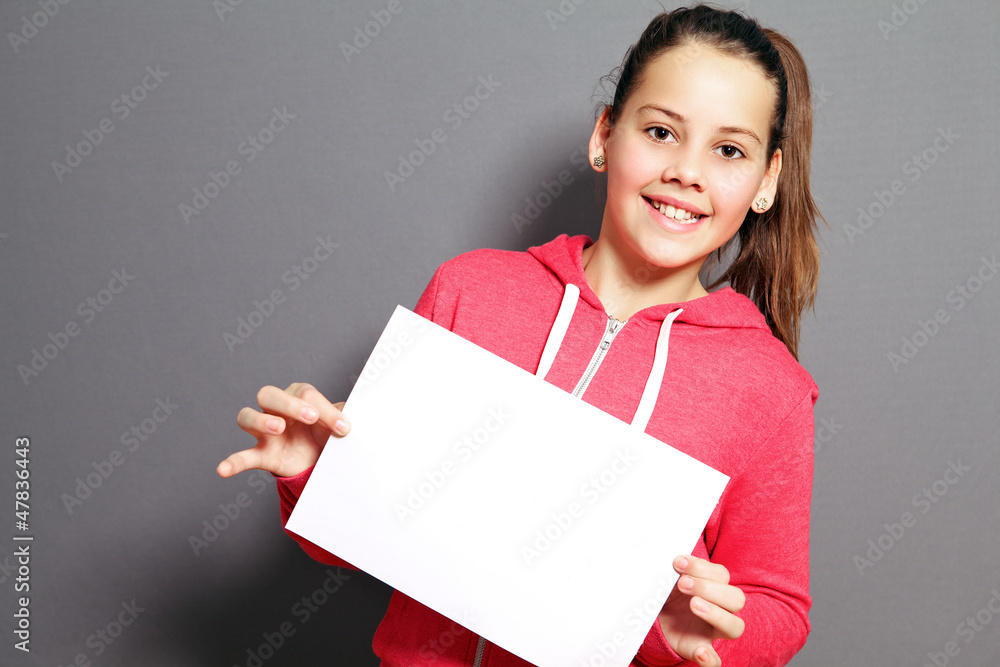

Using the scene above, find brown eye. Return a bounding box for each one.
[715,144,745,160]
[647,127,674,142]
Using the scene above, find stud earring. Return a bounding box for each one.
[593,155,605,168]
[756,196,768,211]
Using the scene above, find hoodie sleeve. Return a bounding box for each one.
[273,464,358,569]
[273,264,450,567]
[634,386,817,667]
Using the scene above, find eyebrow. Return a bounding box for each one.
[635,104,763,147]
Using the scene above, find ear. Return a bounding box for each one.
[753,148,782,211]
[589,107,612,172]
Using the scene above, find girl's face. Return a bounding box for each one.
[591,42,782,285]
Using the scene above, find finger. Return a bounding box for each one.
[286,384,350,437]
[304,393,350,438]
[674,554,731,585]
[236,406,286,439]
[689,595,745,640]
[330,401,350,436]
[257,384,324,426]
[217,446,264,478]
[692,643,721,667]
[677,574,746,614]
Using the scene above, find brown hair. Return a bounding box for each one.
[598,5,822,359]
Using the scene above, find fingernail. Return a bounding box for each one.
[335,418,350,436]
[266,418,281,433]
[679,575,694,592]
[694,598,709,613]
[677,556,689,570]
[301,406,318,421]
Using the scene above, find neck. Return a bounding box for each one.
[581,237,709,321]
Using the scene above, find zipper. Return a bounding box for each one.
[473,635,486,666]
[571,314,626,398]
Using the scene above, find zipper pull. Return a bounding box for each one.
[600,316,624,350]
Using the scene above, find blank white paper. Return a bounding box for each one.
[285,305,730,667]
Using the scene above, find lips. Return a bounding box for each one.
[642,196,707,227]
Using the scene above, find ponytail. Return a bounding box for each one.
[707,30,822,360]
[600,5,824,360]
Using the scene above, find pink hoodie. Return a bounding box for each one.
[275,234,818,666]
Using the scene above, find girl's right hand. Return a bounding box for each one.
[217,382,351,479]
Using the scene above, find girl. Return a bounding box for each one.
[218,5,822,666]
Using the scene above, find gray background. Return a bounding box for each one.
[1,0,998,665]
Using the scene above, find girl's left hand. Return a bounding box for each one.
[657,554,746,667]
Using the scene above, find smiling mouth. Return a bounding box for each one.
[643,196,705,225]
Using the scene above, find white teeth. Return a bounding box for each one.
[651,199,700,223]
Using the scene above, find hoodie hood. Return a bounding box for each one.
[527,233,772,333]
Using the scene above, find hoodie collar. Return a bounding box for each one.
[527,233,770,332]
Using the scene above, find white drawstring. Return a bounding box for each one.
[630,308,682,433]
[535,283,580,379]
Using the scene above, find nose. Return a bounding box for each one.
[661,144,705,191]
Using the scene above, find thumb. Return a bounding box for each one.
[217,446,265,478]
